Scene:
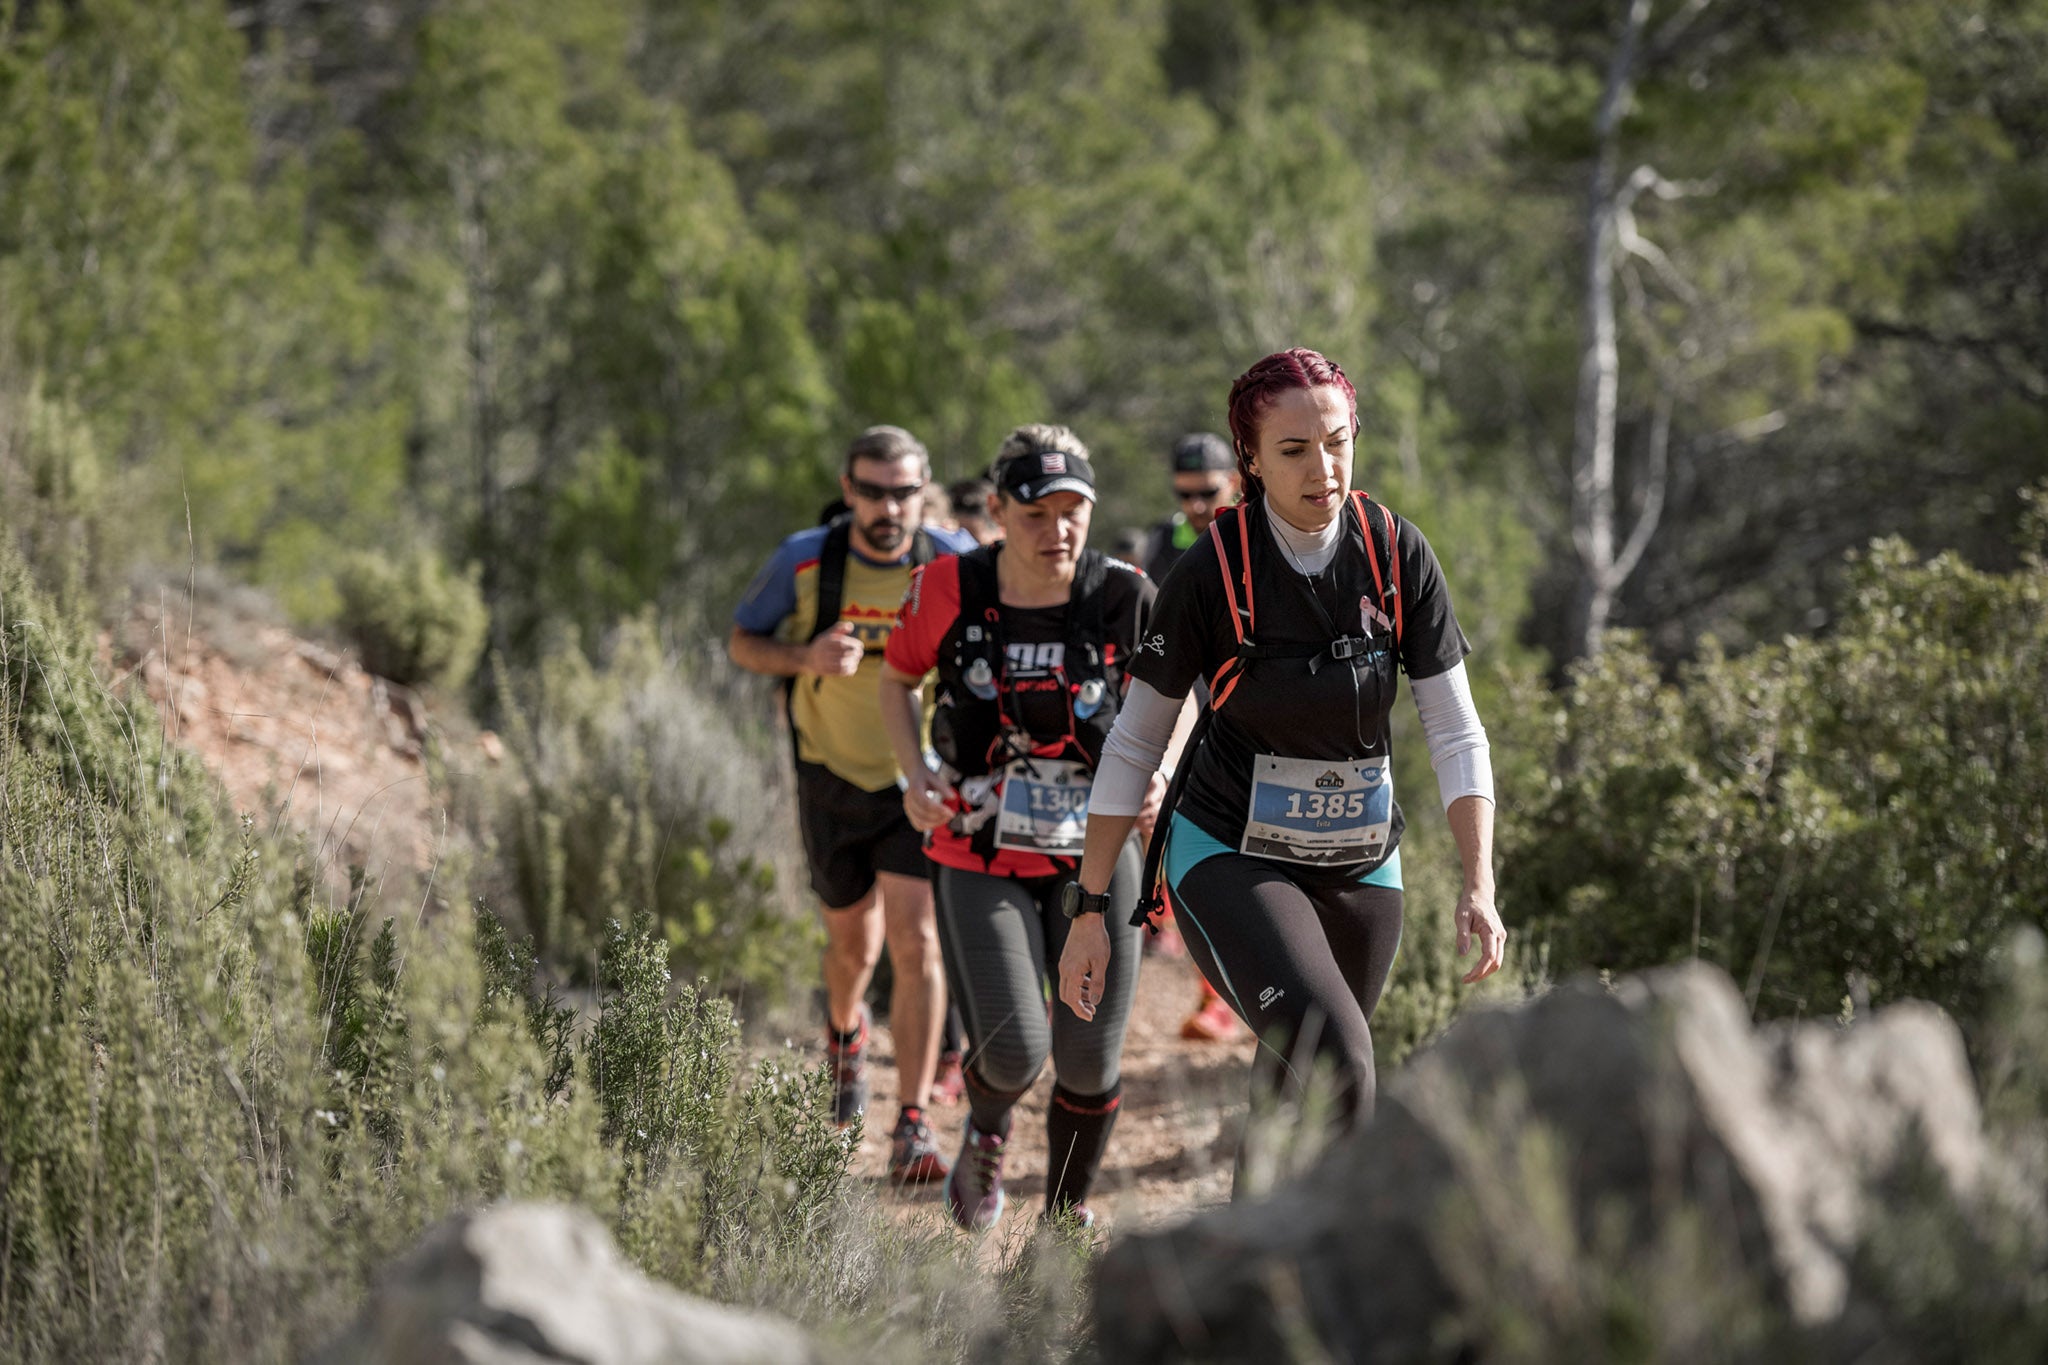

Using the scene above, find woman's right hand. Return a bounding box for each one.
[902,765,957,832]
[1058,911,1112,1022]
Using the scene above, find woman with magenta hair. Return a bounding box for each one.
[1057,347,1506,1188]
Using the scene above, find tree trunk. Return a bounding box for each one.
[456,161,506,664]
[1570,0,1652,659]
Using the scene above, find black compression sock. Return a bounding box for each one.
[963,1065,1022,1141]
[1046,1081,1122,1212]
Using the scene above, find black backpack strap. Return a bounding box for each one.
[784,515,858,753]
[1065,550,1111,676]
[808,514,856,643]
[1132,706,1215,929]
[948,543,1008,716]
[953,544,1003,655]
[908,525,938,569]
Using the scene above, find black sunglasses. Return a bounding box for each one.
[848,477,925,504]
[1176,485,1228,503]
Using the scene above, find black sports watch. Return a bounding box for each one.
[1060,882,1112,920]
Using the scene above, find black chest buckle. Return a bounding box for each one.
[1310,635,1379,675]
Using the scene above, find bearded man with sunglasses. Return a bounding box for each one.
[730,426,977,1183]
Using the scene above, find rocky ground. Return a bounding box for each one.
[109,583,495,907]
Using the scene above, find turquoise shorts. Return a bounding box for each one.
[1163,810,1402,894]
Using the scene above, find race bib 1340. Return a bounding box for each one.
[994,758,1093,856]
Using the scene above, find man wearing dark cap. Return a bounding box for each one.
[1139,432,1241,585]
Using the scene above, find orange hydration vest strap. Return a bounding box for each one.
[1206,510,1250,709]
[1205,497,1403,713]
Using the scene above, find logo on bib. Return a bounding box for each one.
[1136,632,1165,657]
[1314,769,1345,790]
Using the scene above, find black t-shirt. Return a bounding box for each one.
[1129,499,1469,861]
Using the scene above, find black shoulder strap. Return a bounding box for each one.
[908,525,938,568]
[1133,705,1215,929]
[808,514,856,643]
[955,543,1000,625]
[1066,549,1111,673]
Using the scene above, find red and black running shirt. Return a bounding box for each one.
[887,551,1155,878]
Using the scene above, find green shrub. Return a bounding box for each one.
[0,542,1086,1363]
[333,546,489,692]
[478,615,817,1003]
[1497,501,2048,1027]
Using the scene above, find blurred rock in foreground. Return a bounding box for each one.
[312,1203,818,1365]
[1094,962,1987,1362]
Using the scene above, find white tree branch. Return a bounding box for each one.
[1614,203,1698,303]
[1611,386,1673,584]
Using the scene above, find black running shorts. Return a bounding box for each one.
[794,759,929,909]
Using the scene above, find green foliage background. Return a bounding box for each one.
[7,0,2036,661]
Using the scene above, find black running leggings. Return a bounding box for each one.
[1171,851,1404,1126]
[933,838,1142,1128]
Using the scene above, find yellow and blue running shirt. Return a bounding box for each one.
[735,524,976,792]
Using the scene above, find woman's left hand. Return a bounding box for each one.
[1058,912,1113,1022]
[1456,883,1507,984]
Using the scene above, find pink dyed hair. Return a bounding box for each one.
[1225,348,1359,495]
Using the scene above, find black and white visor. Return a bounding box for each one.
[998,448,1097,503]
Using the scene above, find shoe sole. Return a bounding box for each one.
[890,1154,950,1185]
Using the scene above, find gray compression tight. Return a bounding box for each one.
[932,837,1142,1136]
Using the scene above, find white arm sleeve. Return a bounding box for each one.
[1089,679,1183,817]
[1411,661,1494,811]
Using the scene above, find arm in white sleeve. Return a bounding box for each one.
[1089,679,1184,817]
[1411,661,1494,811]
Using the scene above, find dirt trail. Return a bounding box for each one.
[120,594,1252,1237]
[827,950,1252,1237]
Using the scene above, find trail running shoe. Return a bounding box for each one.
[827,1007,870,1128]
[945,1121,1007,1232]
[889,1109,950,1184]
[1180,989,1243,1043]
[931,1049,966,1106]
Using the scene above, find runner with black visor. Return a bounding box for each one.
[1057,348,1507,1193]
[879,424,1163,1232]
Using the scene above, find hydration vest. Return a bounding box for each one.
[1133,491,1406,925]
[928,544,1120,780]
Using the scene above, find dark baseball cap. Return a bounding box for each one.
[997,447,1097,503]
[1171,432,1235,473]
